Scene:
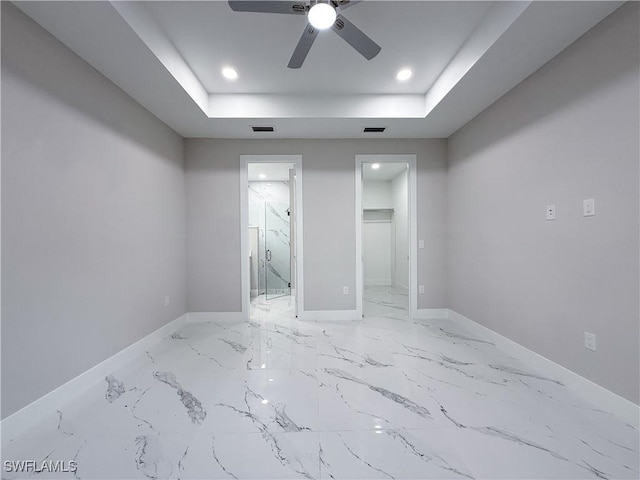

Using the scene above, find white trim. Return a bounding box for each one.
[355,160,363,317]
[240,155,304,320]
[355,154,418,320]
[187,312,245,322]
[448,309,640,424]
[1,313,189,441]
[414,308,449,320]
[297,310,361,322]
[409,158,418,319]
[354,161,364,318]
[240,159,249,321]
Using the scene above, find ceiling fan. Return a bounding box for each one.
[228,0,381,69]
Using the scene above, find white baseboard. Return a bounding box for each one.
[187,312,246,322]
[413,308,449,319]
[448,309,639,425]
[1,313,189,441]
[395,281,409,291]
[298,309,361,321]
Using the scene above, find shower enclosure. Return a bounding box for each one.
[265,201,291,299]
[248,180,291,300]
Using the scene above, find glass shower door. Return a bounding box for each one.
[265,202,291,300]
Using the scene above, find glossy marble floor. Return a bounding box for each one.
[2,286,638,479]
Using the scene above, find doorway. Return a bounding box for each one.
[248,164,293,300]
[355,154,418,319]
[241,155,303,320]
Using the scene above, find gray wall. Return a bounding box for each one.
[1,4,187,418]
[447,3,639,403]
[363,180,392,209]
[185,139,447,312]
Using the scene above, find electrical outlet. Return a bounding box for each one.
[546,205,556,220]
[419,285,425,294]
[583,198,595,217]
[164,296,171,307]
[584,331,596,351]
[418,240,425,249]
[343,286,349,295]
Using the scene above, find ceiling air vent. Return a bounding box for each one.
[251,126,275,133]
[363,127,386,133]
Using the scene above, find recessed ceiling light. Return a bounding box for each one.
[396,68,413,81]
[371,163,381,170]
[222,67,238,80]
[261,399,269,404]
[259,173,266,179]
[308,2,336,30]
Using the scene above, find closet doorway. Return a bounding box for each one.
[355,154,418,319]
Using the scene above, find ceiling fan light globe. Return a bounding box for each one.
[308,3,337,30]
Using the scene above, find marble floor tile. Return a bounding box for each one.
[442,423,639,479]
[2,287,638,479]
[319,429,473,479]
[178,430,320,480]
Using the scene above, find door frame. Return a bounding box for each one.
[240,155,304,320]
[355,154,418,318]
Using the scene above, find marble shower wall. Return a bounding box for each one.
[249,181,291,295]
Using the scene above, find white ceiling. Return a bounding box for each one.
[248,162,295,181]
[14,1,624,139]
[362,162,407,181]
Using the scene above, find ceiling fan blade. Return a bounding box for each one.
[332,0,362,11]
[288,24,318,69]
[331,14,381,60]
[228,1,306,15]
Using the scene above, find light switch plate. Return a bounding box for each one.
[583,198,595,217]
[584,331,597,351]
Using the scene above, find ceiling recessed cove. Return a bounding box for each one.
[363,127,386,133]
[251,126,275,133]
